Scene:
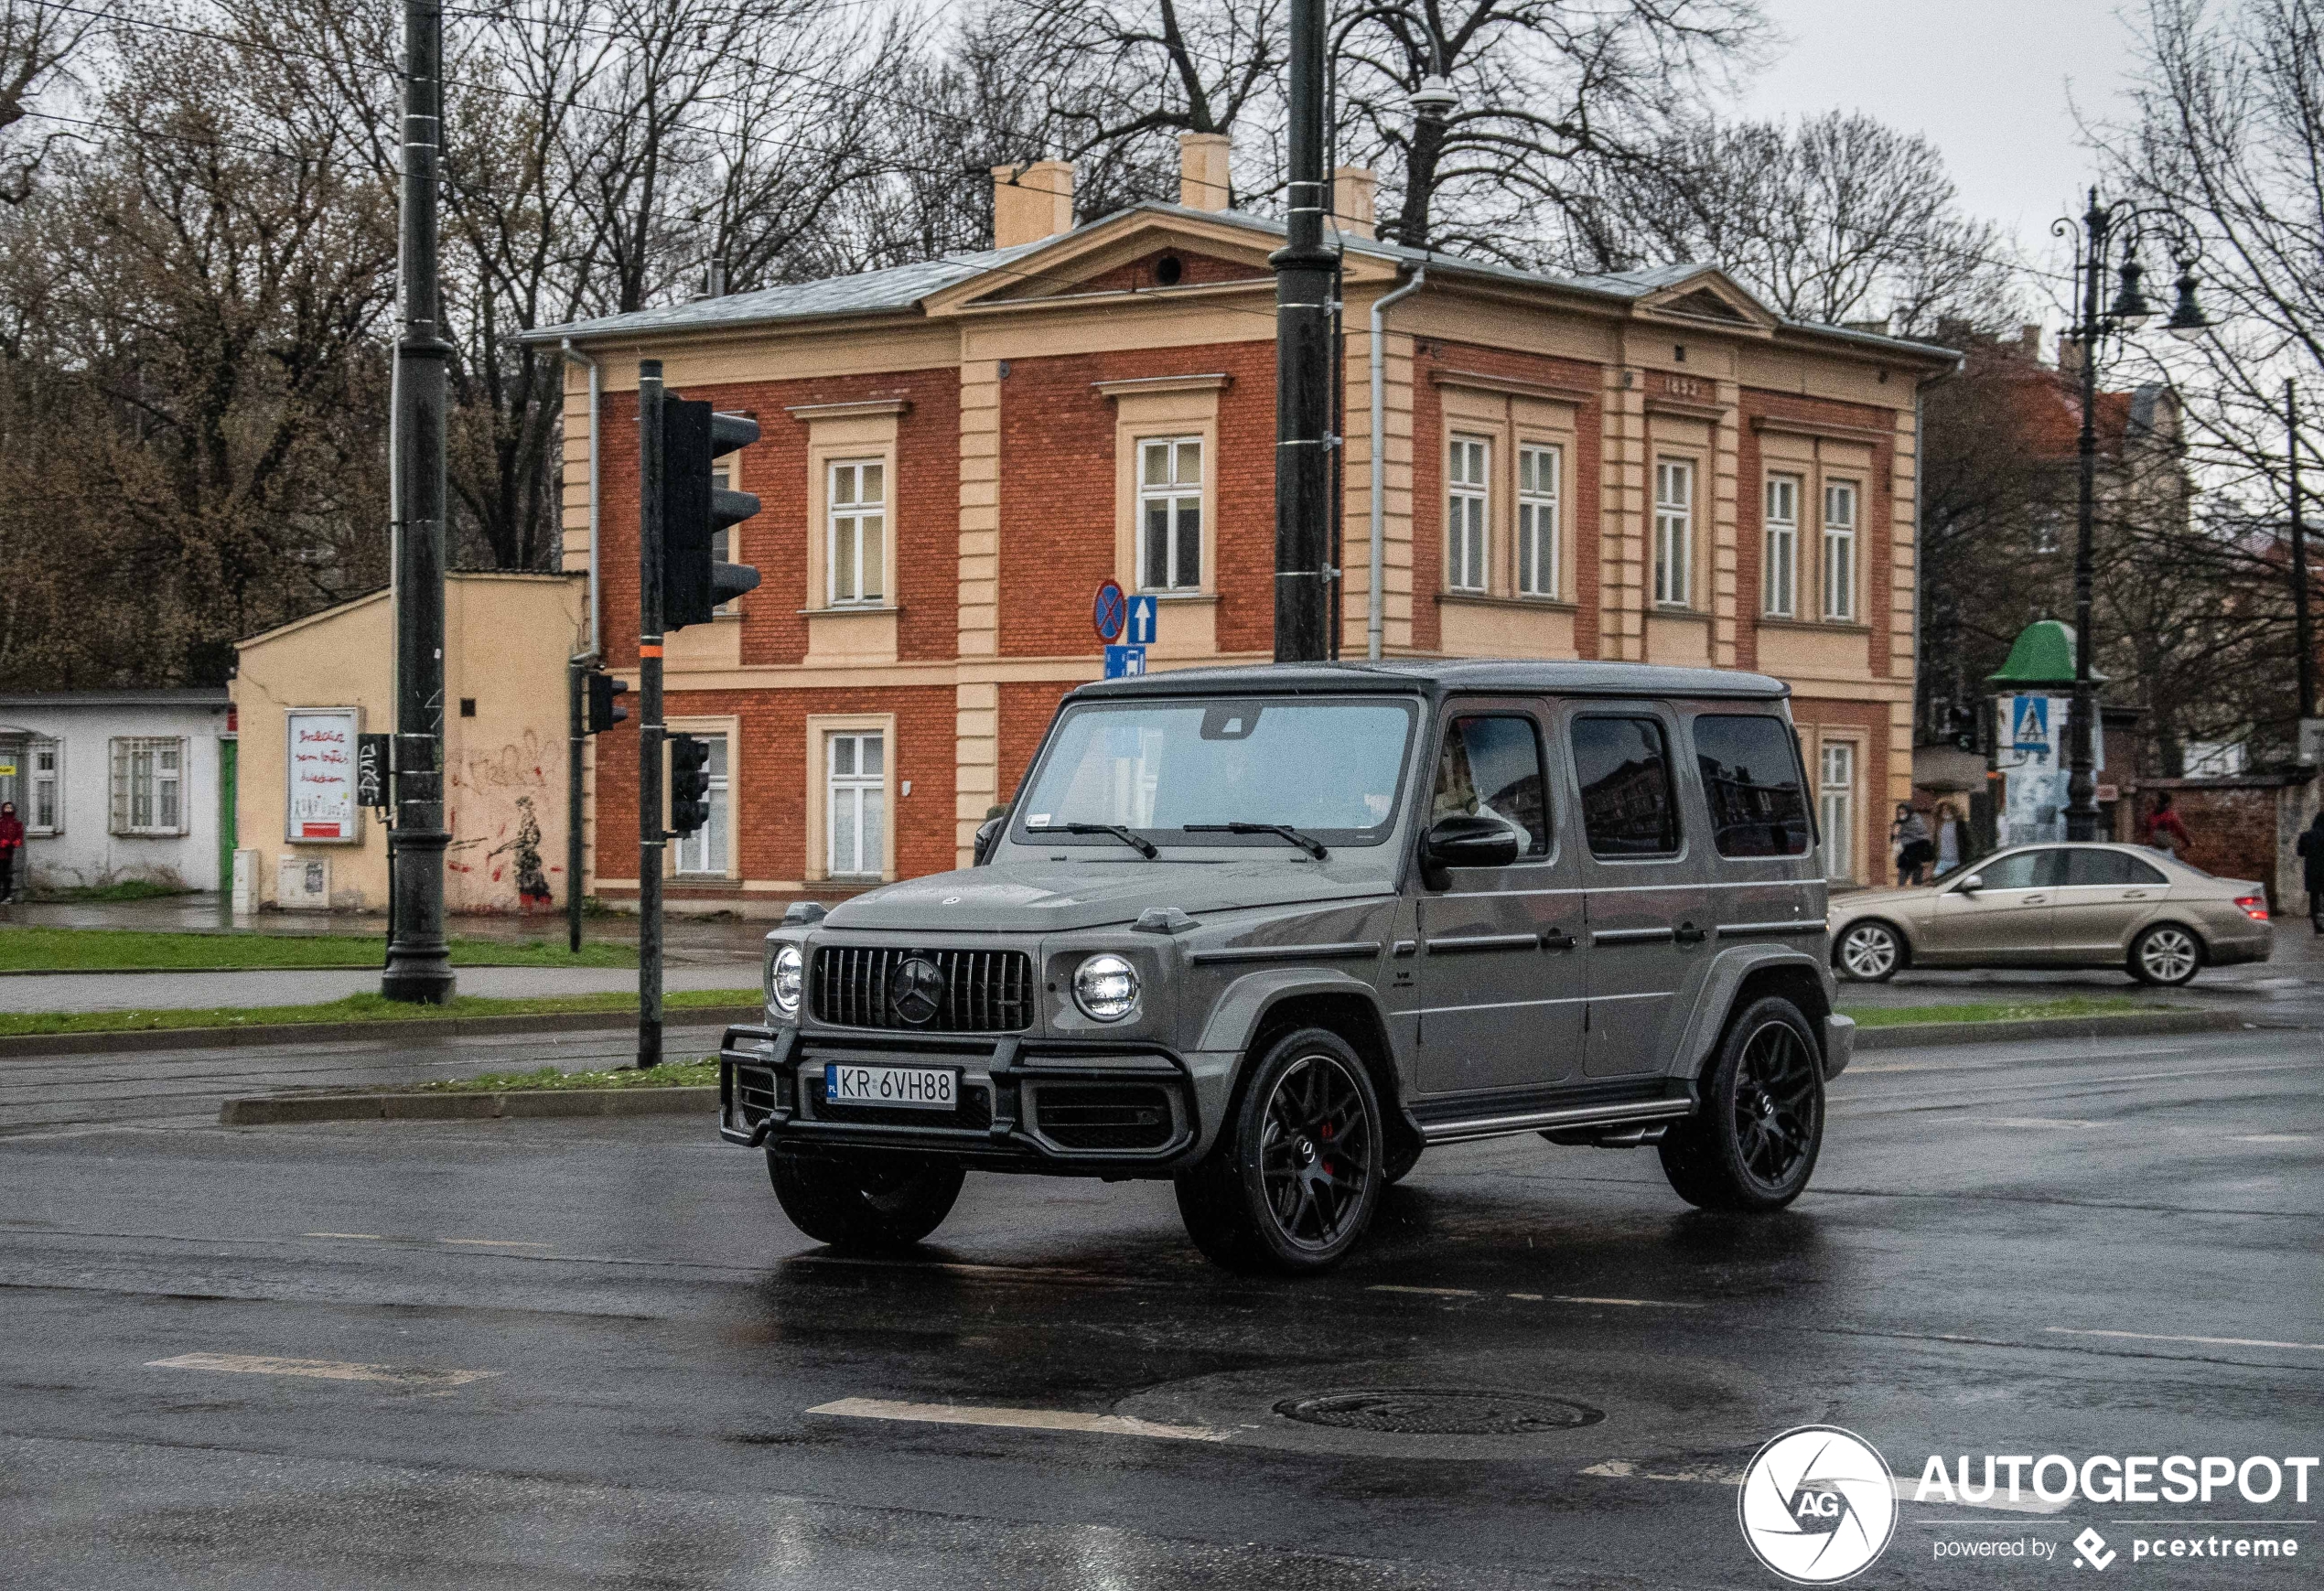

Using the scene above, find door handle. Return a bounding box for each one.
[1540,928,1576,951]
[1673,921,1707,946]
[2025,895,2048,905]
[2123,890,2148,899]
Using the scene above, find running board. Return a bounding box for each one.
[1418,1097,1695,1147]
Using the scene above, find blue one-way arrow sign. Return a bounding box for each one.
[1125,593,1158,646]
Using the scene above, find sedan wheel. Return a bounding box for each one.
[2131,923,2203,987]
[1835,921,1901,982]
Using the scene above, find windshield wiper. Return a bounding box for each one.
[1182,822,1329,860]
[1055,822,1158,858]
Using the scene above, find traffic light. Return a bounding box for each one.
[662,398,762,629]
[668,733,713,836]
[584,671,629,736]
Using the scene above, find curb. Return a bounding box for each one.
[1853,1008,2257,1050]
[221,1084,719,1126]
[0,1005,761,1059]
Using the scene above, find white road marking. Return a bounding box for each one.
[1580,1459,2067,1515]
[147,1352,498,1387]
[1369,1285,1698,1308]
[1956,1117,2098,1129]
[439,1237,554,1248]
[1366,1285,1477,1297]
[2233,1134,2313,1144]
[1507,1292,1544,1301]
[2046,1328,2324,1352]
[808,1396,1229,1443]
[1551,1295,1702,1309]
[304,1231,384,1241]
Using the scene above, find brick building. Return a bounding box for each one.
[529,138,1957,910]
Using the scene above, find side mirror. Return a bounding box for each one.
[1424,814,1522,876]
[973,816,1005,865]
[1956,874,1984,895]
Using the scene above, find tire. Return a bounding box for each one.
[1175,1027,1384,1274]
[2129,922,2204,987]
[1658,995,1825,1212]
[1834,919,1903,982]
[766,1145,964,1252]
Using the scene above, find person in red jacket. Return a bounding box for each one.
[0,801,23,902]
[2142,790,2191,859]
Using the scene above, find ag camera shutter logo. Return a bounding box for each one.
[1738,1425,1899,1583]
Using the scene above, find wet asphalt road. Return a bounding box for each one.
[3,1025,2319,1589]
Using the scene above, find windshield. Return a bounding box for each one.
[1015,696,1418,849]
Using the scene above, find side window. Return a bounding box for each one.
[1431,715,1549,856]
[1692,715,1810,857]
[1974,849,2066,889]
[2067,849,2166,887]
[1571,716,1680,857]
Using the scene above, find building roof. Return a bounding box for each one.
[522,201,1960,367]
[1073,658,1791,702]
[0,688,230,709]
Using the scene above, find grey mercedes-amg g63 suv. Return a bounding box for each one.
[718,660,1852,1274]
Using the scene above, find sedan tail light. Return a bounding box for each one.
[2234,894,2269,921]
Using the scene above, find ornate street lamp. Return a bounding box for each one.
[2049,188,2210,840]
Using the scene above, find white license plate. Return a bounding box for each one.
[823,1063,958,1112]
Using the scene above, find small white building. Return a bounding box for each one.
[0,689,232,893]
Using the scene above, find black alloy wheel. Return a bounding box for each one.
[1659,995,1825,1211]
[1177,1027,1384,1274]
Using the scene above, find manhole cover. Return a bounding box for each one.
[1274,1388,1605,1437]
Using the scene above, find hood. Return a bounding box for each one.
[1830,884,1938,918]
[823,858,1392,934]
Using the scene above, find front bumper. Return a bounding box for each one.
[1823,1013,1856,1079]
[717,1025,1205,1173]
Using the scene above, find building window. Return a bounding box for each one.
[828,459,885,607]
[1654,458,1694,607]
[712,464,740,615]
[2033,508,2063,555]
[28,739,59,834]
[1517,444,1560,597]
[1819,740,1856,881]
[1447,435,1489,592]
[1138,437,1203,590]
[672,735,730,876]
[111,737,185,836]
[1823,479,1858,620]
[1764,474,1800,618]
[827,731,885,878]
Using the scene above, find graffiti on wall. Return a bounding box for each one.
[447,729,561,912]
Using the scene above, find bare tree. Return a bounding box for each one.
[0,0,112,202]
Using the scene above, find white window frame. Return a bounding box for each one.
[1822,478,1858,621]
[826,458,886,607]
[1136,436,1204,592]
[1819,740,1856,883]
[112,736,187,837]
[1764,474,1800,618]
[711,462,741,615]
[28,737,59,835]
[826,730,885,879]
[1654,458,1695,607]
[672,733,731,877]
[1447,435,1490,593]
[1517,443,1560,598]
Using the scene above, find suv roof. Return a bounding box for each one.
[1074,659,1790,703]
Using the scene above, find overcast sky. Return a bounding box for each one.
[1738,0,2147,260]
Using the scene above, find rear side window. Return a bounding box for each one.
[1431,715,1550,855]
[2066,849,2167,886]
[1571,716,1680,856]
[1692,715,1811,857]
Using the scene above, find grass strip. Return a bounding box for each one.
[0,926,636,972]
[421,1059,720,1092]
[1840,994,2179,1030]
[0,987,758,1037]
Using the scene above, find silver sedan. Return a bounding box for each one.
[1828,842,2274,987]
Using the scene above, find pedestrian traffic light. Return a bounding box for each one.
[662,398,762,630]
[669,732,713,836]
[585,671,629,735]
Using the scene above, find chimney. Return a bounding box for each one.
[2018,323,2041,357]
[1178,133,1231,211]
[992,160,1074,249]
[1333,167,1376,239]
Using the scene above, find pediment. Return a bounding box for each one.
[1635,270,1780,334]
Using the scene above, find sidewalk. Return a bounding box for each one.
[0,963,757,1014]
[0,893,776,955]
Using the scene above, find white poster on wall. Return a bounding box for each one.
[1995,693,2103,845]
[286,707,361,843]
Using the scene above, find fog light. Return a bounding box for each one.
[1073,953,1140,1022]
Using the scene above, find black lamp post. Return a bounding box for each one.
[2050,188,2209,841]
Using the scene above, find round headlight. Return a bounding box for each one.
[1072,953,1141,1022]
[769,943,803,1016]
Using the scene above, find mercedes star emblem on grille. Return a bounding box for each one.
[888,956,946,1026]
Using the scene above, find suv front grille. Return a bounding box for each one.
[810,946,1035,1033]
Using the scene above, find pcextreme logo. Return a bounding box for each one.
[1738,1425,1899,1584]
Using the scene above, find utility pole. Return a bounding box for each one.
[637,360,667,1068]
[2291,379,2315,723]
[1272,0,1334,663]
[382,0,456,1004]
